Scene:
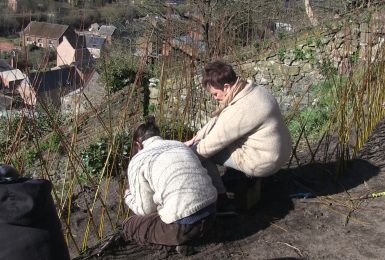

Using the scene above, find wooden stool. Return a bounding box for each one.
[222,169,261,211]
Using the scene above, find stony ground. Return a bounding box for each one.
[73,118,385,260]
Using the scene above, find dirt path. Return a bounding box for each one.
[75,118,385,260]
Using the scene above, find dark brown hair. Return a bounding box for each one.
[202,61,237,90]
[131,116,161,156]
[133,116,160,144]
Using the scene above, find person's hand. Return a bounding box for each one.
[184,139,194,147]
[184,136,197,147]
[124,188,131,198]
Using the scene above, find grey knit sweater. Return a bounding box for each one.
[124,136,217,224]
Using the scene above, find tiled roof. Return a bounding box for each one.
[0,60,12,72]
[0,42,15,51]
[98,25,116,37]
[0,69,26,82]
[29,66,82,93]
[0,94,13,110]
[66,34,87,49]
[23,21,69,39]
[85,35,106,48]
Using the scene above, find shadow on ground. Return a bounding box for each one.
[206,158,380,243]
[273,158,380,198]
[74,158,379,260]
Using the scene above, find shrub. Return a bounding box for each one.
[293,47,305,61]
[349,50,359,65]
[320,59,337,77]
[278,32,286,40]
[288,78,339,140]
[97,43,151,93]
[278,48,286,62]
[81,131,131,176]
[0,105,65,166]
[42,132,63,153]
[304,48,316,64]
[25,147,40,167]
[81,138,109,175]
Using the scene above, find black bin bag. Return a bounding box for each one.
[0,164,70,260]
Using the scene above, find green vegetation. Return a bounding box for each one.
[148,103,156,113]
[315,37,323,48]
[0,103,65,165]
[293,47,306,61]
[278,31,286,40]
[97,42,152,93]
[320,59,338,76]
[306,36,314,46]
[81,132,131,176]
[24,147,40,167]
[349,50,360,65]
[81,137,110,175]
[38,132,63,154]
[288,78,337,140]
[304,48,316,64]
[0,36,19,44]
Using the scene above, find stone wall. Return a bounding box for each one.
[148,8,385,128]
[148,77,214,129]
[246,8,385,113]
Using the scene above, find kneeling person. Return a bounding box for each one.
[123,117,217,252]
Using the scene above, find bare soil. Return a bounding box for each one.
[73,118,385,260]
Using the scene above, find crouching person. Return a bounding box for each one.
[123,117,217,255]
[185,61,292,212]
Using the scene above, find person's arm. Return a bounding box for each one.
[196,106,262,158]
[184,117,218,147]
[124,161,157,215]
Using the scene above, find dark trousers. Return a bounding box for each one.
[123,213,214,247]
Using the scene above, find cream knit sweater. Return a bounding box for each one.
[196,81,292,177]
[124,136,217,224]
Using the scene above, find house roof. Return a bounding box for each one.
[23,21,69,39]
[98,25,116,37]
[0,69,26,82]
[66,34,87,49]
[0,94,13,110]
[85,35,106,48]
[0,59,12,72]
[0,42,15,51]
[29,66,82,93]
